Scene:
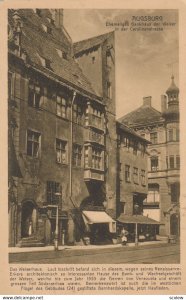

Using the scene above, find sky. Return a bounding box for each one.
[63,9,179,118]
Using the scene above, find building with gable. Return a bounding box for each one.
[119,77,180,238]
[8,9,117,247]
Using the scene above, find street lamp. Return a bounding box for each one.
[47,192,61,251]
[134,203,139,246]
[47,204,59,250]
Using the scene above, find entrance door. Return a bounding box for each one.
[170,213,179,236]
[21,201,37,238]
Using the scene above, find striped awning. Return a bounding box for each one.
[82,210,116,233]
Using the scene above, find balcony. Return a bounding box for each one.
[84,128,104,146]
[88,114,104,131]
[84,169,104,181]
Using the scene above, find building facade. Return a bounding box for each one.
[116,122,159,242]
[8,9,117,247]
[119,77,180,237]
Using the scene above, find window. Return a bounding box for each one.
[28,83,41,109]
[120,202,125,214]
[42,24,52,34]
[56,139,68,164]
[56,96,67,118]
[46,181,62,204]
[150,132,158,144]
[106,81,112,99]
[92,108,102,128]
[36,9,41,16]
[125,165,130,182]
[27,130,40,157]
[176,129,179,141]
[176,155,180,169]
[84,146,104,170]
[133,167,139,184]
[72,144,82,167]
[169,156,174,169]
[73,103,83,124]
[92,147,103,170]
[84,146,89,168]
[145,184,160,203]
[122,136,129,148]
[151,156,158,171]
[171,183,180,203]
[168,129,173,142]
[166,156,169,169]
[141,169,146,185]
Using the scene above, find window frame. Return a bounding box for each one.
[46,181,62,205]
[151,156,159,171]
[26,129,41,158]
[28,83,42,109]
[125,164,131,183]
[56,138,68,164]
[141,169,146,186]
[169,155,175,169]
[150,132,158,144]
[92,147,103,170]
[56,95,68,119]
[72,143,82,167]
[73,103,83,125]
[133,167,139,184]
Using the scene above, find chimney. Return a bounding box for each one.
[161,95,167,112]
[54,9,63,30]
[143,96,152,107]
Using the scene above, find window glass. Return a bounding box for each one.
[56,139,68,164]
[27,130,40,157]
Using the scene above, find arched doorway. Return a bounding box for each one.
[21,201,37,238]
[170,213,179,236]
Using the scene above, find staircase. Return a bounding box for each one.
[16,236,45,248]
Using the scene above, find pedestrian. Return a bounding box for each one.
[121,227,128,246]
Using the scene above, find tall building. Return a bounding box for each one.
[116,122,159,243]
[8,9,116,247]
[119,77,180,238]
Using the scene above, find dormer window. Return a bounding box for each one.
[47,17,54,25]
[36,9,42,17]
[42,24,52,34]
[56,49,67,60]
[38,54,51,69]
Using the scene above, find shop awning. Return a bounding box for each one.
[82,210,116,233]
[117,214,160,225]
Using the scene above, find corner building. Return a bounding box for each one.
[8,9,117,246]
[119,77,180,238]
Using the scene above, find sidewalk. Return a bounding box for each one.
[9,239,168,253]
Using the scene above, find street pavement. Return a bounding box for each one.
[9,242,180,264]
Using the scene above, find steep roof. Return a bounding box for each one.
[8,9,100,99]
[118,104,164,127]
[74,31,114,56]
[116,121,150,144]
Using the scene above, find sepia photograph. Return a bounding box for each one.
[7,8,180,267]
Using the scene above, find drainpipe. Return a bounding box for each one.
[69,91,77,200]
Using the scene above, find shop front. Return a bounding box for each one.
[117,214,161,244]
[82,210,116,245]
